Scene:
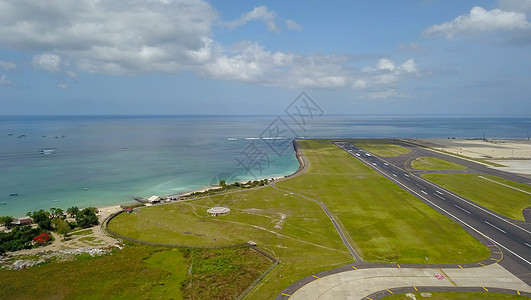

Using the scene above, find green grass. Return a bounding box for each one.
[384,291,526,299]
[0,245,270,300]
[108,139,490,298]
[422,174,531,221]
[352,140,411,157]
[276,140,489,264]
[411,157,466,170]
[109,186,353,299]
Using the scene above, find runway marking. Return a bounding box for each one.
[479,176,531,195]
[351,152,531,267]
[436,190,443,195]
[404,174,409,177]
[352,266,358,270]
[518,290,521,295]
[397,264,401,268]
[416,183,424,189]
[387,289,393,294]
[405,177,411,181]
[312,275,320,279]
[392,173,397,177]
[421,190,427,195]
[364,297,373,300]
[282,293,291,297]
[478,262,486,266]
[458,265,463,269]
[434,193,445,200]
[485,221,506,234]
[483,287,488,292]
[454,205,471,214]
[525,243,531,248]
[413,286,418,291]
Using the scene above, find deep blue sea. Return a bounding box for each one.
[1,115,530,217]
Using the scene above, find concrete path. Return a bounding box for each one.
[289,263,531,299]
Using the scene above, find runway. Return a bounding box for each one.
[333,141,531,285]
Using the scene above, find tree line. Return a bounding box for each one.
[0,206,99,254]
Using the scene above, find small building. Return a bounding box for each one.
[12,216,33,226]
[124,208,133,214]
[147,195,160,203]
[207,206,230,216]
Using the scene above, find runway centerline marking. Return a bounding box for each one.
[434,193,445,200]
[525,243,531,248]
[336,142,531,266]
[485,221,506,234]
[436,190,443,195]
[421,190,427,195]
[454,205,471,214]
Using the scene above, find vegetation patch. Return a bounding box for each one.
[0,245,271,300]
[384,291,527,299]
[411,156,466,170]
[422,174,531,221]
[276,140,490,265]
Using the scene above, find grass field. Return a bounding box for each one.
[384,291,527,299]
[109,185,353,299]
[0,245,270,300]
[422,174,531,221]
[353,140,411,157]
[276,140,490,264]
[411,157,466,170]
[108,139,491,298]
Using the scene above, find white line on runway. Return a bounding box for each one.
[485,221,506,234]
[421,190,427,195]
[404,177,411,181]
[392,173,397,177]
[404,174,409,177]
[436,190,443,195]
[434,193,445,200]
[526,243,531,248]
[454,205,471,214]
[416,183,424,189]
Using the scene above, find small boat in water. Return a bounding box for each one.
[41,148,56,155]
[9,193,18,197]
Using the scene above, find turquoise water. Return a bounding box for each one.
[1,115,530,217]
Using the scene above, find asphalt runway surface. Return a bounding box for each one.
[333,141,531,285]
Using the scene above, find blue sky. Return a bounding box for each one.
[0,0,530,115]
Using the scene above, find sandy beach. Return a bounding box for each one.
[411,138,531,175]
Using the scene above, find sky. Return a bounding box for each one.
[0,0,530,116]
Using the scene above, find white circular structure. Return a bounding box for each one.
[207,206,230,216]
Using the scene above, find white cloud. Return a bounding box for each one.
[225,6,279,32]
[398,42,428,52]
[357,58,420,89]
[0,74,15,86]
[66,70,77,79]
[0,1,423,93]
[56,83,69,89]
[423,6,531,39]
[499,0,531,13]
[0,60,17,70]
[32,53,62,72]
[0,0,218,75]
[366,89,408,100]
[286,19,303,31]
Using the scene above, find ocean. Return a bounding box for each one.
[1,115,530,217]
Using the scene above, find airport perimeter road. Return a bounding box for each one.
[333,141,531,285]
